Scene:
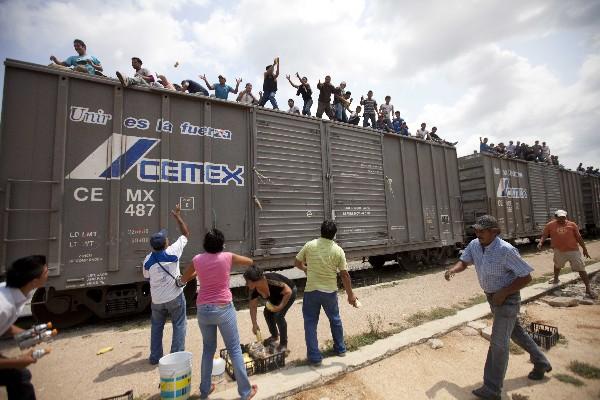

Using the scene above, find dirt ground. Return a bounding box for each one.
[1,240,599,400]
[289,300,600,400]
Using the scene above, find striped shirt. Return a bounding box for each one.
[296,238,347,292]
[361,98,377,115]
[460,237,532,293]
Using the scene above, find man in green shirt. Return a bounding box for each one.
[295,220,357,366]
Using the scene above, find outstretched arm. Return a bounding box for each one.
[171,205,190,238]
[274,58,280,79]
[232,253,254,268]
[286,75,299,89]
[199,74,214,90]
[233,78,242,94]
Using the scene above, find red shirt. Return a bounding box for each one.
[543,220,581,252]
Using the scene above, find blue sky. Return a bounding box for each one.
[1,0,599,169]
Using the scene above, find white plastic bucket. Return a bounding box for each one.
[159,351,193,400]
[212,357,226,383]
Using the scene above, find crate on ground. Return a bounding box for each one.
[219,343,285,381]
[99,390,133,400]
[528,322,559,350]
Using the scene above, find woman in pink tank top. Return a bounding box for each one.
[180,229,257,399]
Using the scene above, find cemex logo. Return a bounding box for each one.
[66,134,244,186]
[496,178,527,198]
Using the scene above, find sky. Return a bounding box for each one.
[0,0,599,169]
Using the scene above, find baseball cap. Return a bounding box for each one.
[472,215,499,230]
[555,209,567,217]
[218,75,225,80]
[149,229,168,250]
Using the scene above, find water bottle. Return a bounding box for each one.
[18,329,58,350]
[32,348,51,360]
[14,322,53,342]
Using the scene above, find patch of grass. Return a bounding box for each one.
[321,313,391,355]
[558,334,568,346]
[555,373,585,387]
[568,361,600,379]
[405,307,457,327]
[458,294,487,309]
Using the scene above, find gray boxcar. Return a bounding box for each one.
[1,60,463,324]
[582,175,600,234]
[458,153,538,239]
[527,163,563,232]
[558,169,585,228]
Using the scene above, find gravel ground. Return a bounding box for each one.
[1,240,599,400]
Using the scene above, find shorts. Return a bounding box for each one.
[553,249,585,272]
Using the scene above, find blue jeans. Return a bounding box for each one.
[302,98,313,116]
[302,290,346,363]
[264,287,297,345]
[197,303,252,399]
[334,103,347,122]
[150,292,187,363]
[482,292,550,396]
[259,91,278,109]
[362,112,376,128]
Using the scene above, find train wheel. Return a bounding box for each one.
[31,288,93,328]
[368,256,385,269]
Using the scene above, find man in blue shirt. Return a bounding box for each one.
[391,111,405,133]
[199,74,241,100]
[480,137,491,153]
[445,215,551,400]
[50,39,102,75]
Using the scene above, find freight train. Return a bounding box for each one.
[1,60,599,326]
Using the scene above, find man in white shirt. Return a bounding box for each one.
[541,142,551,162]
[0,255,49,400]
[416,122,430,139]
[506,141,516,156]
[287,99,300,114]
[143,205,190,365]
[236,83,259,105]
[379,96,395,126]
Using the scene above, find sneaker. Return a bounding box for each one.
[149,358,159,365]
[471,386,500,400]
[116,71,128,87]
[528,364,552,380]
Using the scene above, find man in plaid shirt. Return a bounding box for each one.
[445,215,552,400]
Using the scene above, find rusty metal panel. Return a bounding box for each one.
[328,123,388,247]
[1,60,250,290]
[459,153,535,239]
[253,109,325,255]
[582,175,600,228]
[558,170,585,228]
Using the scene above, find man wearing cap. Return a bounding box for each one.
[445,215,552,400]
[538,210,596,299]
[142,205,190,365]
[199,74,241,100]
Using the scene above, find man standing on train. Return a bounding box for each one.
[538,209,597,299]
[143,205,190,365]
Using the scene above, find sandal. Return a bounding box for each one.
[246,384,258,400]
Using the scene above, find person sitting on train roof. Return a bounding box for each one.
[237,83,260,105]
[116,57,160,88]
[258,57,280,110]
[391,111,405,133]
[506,140,516,156]
[577,163,585,173]
[429,127,458,146]
[416,122,430,140]
[398,121,411,136]
[348,105,361,126]
[286,72,313,116]
[199,74,241,100]
[142,205,190,365]
[376,112,393,133]
[287,99,300,114]
[180,79,209,96]
[50,39,103,76]
[0,255,49,400]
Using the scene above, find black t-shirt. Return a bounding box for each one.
[297,84,312,101]
[263,74,277,93]
[249,273,295,306]
[184,80,208,94]
[317,82,335,103]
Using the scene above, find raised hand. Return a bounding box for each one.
[199,74,206,81]
[171,204,181,218]
[236,77,242,84]
[286,74,291,80]
[296,72,300,79]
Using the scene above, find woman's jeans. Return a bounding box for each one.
[197,303,252,399]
